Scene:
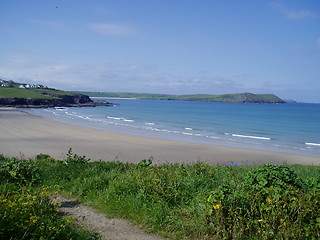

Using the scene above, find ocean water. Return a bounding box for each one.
[31,99,320,157]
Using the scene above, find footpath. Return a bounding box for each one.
[52,195,165,240]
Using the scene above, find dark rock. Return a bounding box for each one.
[0,96,114,108]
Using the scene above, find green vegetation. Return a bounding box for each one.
[0,87,58,99]
[1,79,285,103]
[33,88,78,96]
[76,91,285,103]
[0,80,77,99]
[0,155,99,240]
[1,151,319,239]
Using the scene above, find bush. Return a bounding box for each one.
[207,164,320,239]
[35,153,56,162]
[64,148,90,164]
[0,158,41,185]
[0,184,99,240]
[245,164,304,191]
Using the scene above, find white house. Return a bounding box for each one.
[1,83,13,87]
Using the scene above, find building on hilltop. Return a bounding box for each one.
[18,83,48,89]
[1,83,13,87]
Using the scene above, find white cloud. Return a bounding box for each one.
[0,52,161,91]
[87,23,135,36]
[0,52,246,94]
[0,52,293,96]
[270,2,319,20]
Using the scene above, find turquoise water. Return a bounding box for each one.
[32,99,320,156]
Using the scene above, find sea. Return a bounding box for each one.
[30,99,320,157]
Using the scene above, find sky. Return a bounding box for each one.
[1,0,319,103]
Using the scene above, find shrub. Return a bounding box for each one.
[0,185,99,240]
[245,164,304,191]
[64,148,90,164]
[35,153,55,162]
[207,164,320,239]
[0,158,41,185]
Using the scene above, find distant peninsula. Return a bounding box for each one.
[76,91,286,104]
[0,79,286,106]
[0,80,112,108]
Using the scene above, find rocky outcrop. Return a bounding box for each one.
[0,95,113,108]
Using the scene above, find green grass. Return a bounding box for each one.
[0,155,100,240]
[33,88,78,96]
[1,152,319,239]
[0,87,57,99]
[0,84,77,99]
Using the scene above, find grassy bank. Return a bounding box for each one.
[0,154,99,240]
[1,151,319,239]
[0,82,77,99]
[0,87,57,99]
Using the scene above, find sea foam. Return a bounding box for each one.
[231,134,271,140]
[305,142,320,147]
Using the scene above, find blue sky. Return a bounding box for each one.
[1,0,319,102]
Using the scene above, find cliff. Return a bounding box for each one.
[0,80,113,108]
[0,95,112,108]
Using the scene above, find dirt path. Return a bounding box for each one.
[52,196,165,240]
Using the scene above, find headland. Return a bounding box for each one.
[0,79,113,108]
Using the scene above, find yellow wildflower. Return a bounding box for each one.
[213,202,222,210]
[266,197,272,203]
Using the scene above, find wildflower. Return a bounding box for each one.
[213,201,222,210]
[266,197,272,203]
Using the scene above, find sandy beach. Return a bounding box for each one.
[0,108,319,165]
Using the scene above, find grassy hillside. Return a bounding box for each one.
[0,81,77,99]
[0,87,56,99]
[1,152,319,239]
[76,91,285,103]
[0,80,113,107]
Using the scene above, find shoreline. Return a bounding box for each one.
[0,108,319,165]
[90,97,137,99]
[32,106,320,158]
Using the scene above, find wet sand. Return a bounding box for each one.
[0,108,319,165]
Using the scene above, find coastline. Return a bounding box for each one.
[90,97,137,99]
[0,108,319,165]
